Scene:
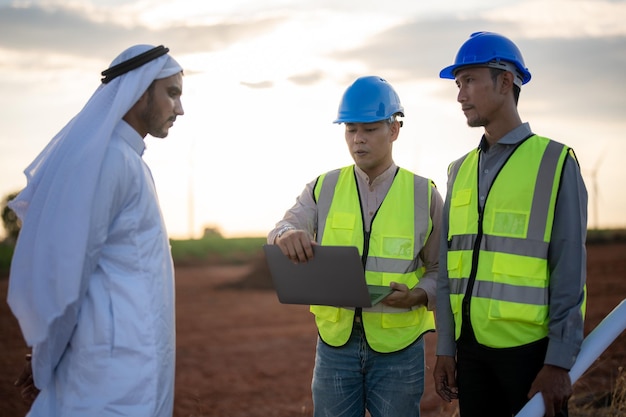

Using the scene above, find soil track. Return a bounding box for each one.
[1,242,624,417]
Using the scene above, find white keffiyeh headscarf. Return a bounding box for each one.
[8,45,182,388]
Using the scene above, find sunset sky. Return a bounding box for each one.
[1,0,625,239]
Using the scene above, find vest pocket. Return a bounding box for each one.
[492,252,548,283]
[490,209,528,237]
[379,271,421,328]
[447,251,464,279]
[450,294,463,316]
[380,272,418,290]
[451,188,471,206]
[488,252,549,324]
[487,298,547,325]
[327,212,357,245]
[382,310,420,328]
[381,236,413,258]
[310,305,340,322]
[449,189,472,235]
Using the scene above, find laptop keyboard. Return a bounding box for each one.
[370,291,385,302]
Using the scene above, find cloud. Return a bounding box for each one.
[0,4,285,60]
[328,17,626,121]
[240,80,274,89]
[287,70,325,86]
[328,18,525,81]
[482,0,626,38]
[519,35,626,120]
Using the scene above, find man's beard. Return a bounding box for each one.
[149,117,170,138]
[142,100,169,138]
[467,116,489,128]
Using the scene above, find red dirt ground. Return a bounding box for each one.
[1,242,625,417]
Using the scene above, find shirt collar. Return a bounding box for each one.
[115,120,146,156]
[479,122,533,152]
[354,162,397,186]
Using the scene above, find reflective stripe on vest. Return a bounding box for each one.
[310,166,435,352]
[447,136,568,348]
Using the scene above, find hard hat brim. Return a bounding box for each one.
[333,111,404,124]
[439,65,457,80]
[439,62,531,85]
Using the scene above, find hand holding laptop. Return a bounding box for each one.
[274,228,317,264]
[384,282,429,309]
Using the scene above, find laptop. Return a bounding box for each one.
[263,244,393,308]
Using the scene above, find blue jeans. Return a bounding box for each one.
[311,320,425,417]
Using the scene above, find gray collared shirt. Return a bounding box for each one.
[436,122,588,369]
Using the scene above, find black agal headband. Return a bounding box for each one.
[101,45,169,84]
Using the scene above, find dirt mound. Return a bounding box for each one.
[216,252,274,290]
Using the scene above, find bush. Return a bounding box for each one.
[587,229,626,244]
[0,243,14,276]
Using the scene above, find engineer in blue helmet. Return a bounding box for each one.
[268,75,443,417]
[433,32,588,417]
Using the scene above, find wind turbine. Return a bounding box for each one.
[587,151,606,230]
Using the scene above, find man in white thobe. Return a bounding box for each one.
[8,44,184,417]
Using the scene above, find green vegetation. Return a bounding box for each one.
[0,235,267,277]
[1,229,625,277]
[586,229,626,244]
[0,243,14,276]
[170,235,266,265]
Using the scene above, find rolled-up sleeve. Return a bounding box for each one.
[267,178,319,244]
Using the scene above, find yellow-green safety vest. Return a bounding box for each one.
[447,135,584,348]
[311,166,435,353]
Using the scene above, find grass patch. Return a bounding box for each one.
[611,367,626,416]
[170,235,266,265]
[571,367,626,416]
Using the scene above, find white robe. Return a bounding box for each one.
[27,121,176,416]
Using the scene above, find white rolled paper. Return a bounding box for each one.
[516,298,626,417]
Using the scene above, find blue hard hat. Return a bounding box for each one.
[333,76,404,124]
[440,32,532,85]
